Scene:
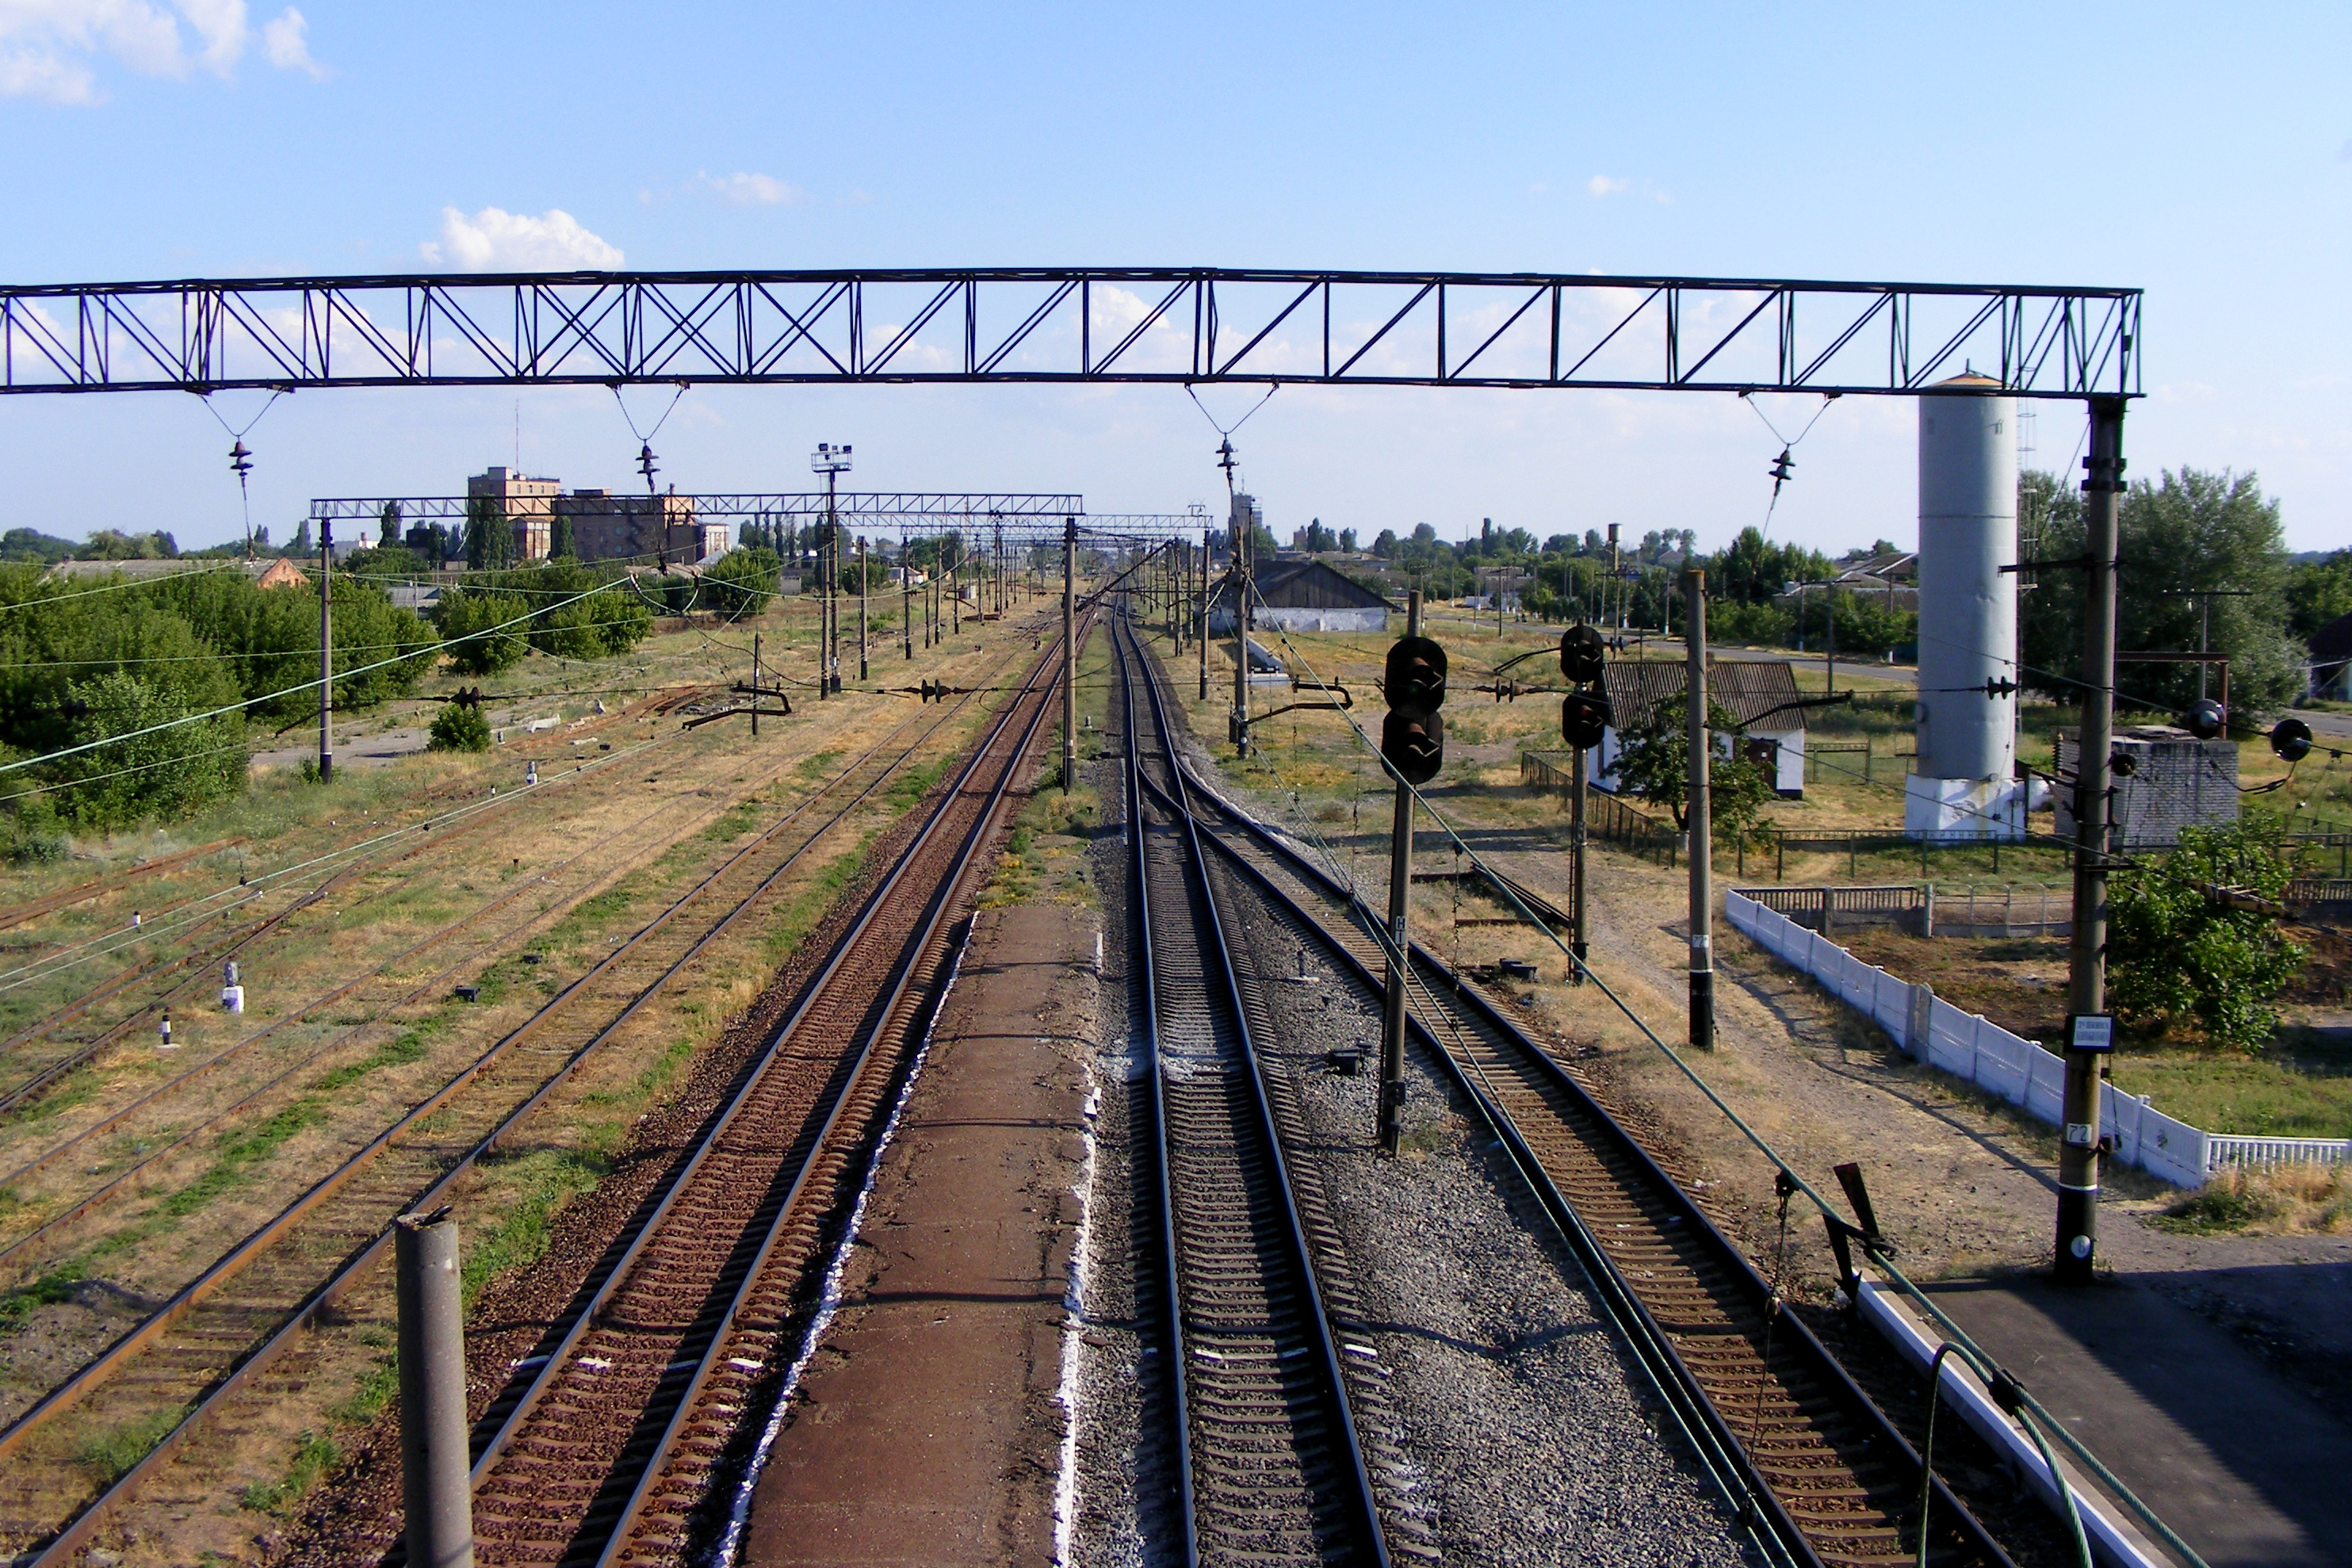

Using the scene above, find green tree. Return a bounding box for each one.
[1609,692,1774,846]
[0,529,76,564]
[2285,549,2352,643]
[2021,467,2299,715]
[549,509,576,560]
[704,547,782,621]
[427,702,492,752]
[463,497,514,571]
[2109,819,2305,1050]
[434,590,530,675]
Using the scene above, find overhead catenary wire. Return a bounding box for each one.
[0,576,633,778]
[1212,580,2209,1568]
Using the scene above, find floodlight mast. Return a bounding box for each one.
[812,443,851,694]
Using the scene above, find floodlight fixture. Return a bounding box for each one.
[811,442,853,476]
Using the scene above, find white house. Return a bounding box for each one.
[1589,657,1810,798]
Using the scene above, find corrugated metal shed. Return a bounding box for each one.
[1597,658,1807,733]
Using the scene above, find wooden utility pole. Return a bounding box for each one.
[2058,394,2125,1285]
[1685,569,1713,1050]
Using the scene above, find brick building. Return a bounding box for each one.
[553,490,729,567]
[468,467,560,560]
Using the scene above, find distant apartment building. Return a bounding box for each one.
[553,490,730,567]
[468,467,560,560]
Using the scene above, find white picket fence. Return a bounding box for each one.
[1724,891,2350,1188]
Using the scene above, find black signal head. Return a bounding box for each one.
[1560,624,1606,685]
[1381,709,1445,786]
[1384,637,1448,717]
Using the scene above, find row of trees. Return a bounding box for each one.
[0,564,442,837]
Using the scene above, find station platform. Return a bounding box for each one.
[1922,1233,2352,1568]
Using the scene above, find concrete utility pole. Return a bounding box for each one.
[396,1208,472,1568]
[2059,394,2124,1286]
[1685,569,1714,1050]
[751,631,762,739]
[1230,511,1251,756]
[1571,706,1589,981]
[1062,518,1078,793]
[317,520,334,783]
[902,526,912,660]
[1378,590,1425,1157]
[1198,534,1211,699]
[858,535,870,682]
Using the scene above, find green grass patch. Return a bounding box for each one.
[239,1428,337,1513]
[333,1355,399,1427]
[74,1402,189,1482]
[0,1263,86,1337]
[703,802,764,842]
[2109,1044,2352,1139]
[157,1100,331,1219]
[460,1145,610,1306]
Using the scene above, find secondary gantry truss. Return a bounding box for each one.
[316,492,1208,542]
[1,269,2140,399]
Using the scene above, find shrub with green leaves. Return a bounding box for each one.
[2109,819,2307,1051]
[427,702,493,752]
[434,590,531,675]
[703,547,782,621]
[1610,691,1774,846]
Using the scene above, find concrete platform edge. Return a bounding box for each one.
[1860,1281,2170,1568]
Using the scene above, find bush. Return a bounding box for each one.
[2109,819,2306,1050]
[1609,692,1774,846]
[427,702,493,752]
[435,591,531,675]
[703,548,782,621]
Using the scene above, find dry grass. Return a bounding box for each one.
[2151,1162,2352,1235]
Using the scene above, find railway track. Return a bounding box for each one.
[1120,624,2018,1568]
[0,686,997,1286]
[0,694,699,1119]
[1113,613,1391,1568]
[460,614,1075,1566]
[0,673,1014,1561]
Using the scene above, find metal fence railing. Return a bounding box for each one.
[1518,751,1677,861]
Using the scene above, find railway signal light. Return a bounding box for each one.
[1561,690,1612,750]
[2272,717,2314,763]
[1382,635,1448,786]
[2182,698,2226,740]
[1559,624,1606,686]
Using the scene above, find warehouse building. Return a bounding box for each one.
[1206,559,1394,634]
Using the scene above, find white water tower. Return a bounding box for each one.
[1904,372,2025,839]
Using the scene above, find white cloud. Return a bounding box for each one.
[259,4,319,76]
[1587,174,1629,197]
[420,206,625,271]
[0,1,324,101]
[693,170,802,206]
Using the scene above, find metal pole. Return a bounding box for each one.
[858,535,870,682]
[1685,569,1714,1050]
[2059,394,2124,1286]
[317,520,334,783]
[1062,518,1077,793]
[1378,590,1424,1155]
[396,1208,473,1568]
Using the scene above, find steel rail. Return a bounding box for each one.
[1141,694,2018,1568]
[583,614,1073,1566]
[11,679,1004,1562]
[1115,612,1391,1568]
[0,707,690,1109]
[0,727,703,1220]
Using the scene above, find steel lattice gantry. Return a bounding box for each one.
[2,268,2137,399]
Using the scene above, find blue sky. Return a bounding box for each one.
[2,2,2346,554]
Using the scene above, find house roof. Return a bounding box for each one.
[1597,657,1807,733]
[2310,608,2352,664]
[1210,558,1396,614]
